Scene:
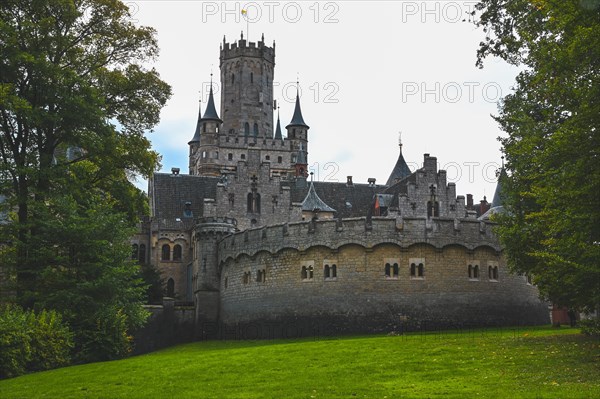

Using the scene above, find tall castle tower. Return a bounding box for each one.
[189,33,310,180]
[220,32,275,138]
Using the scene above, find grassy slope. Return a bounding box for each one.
[1,326,599,399]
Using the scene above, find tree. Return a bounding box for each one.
[0,0,171,301]
[474,0,600,311]
[0,0,171,360]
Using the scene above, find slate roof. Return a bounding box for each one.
[492,168,507,208]
[274,112,283,139]
[386,147,412,186]
[286,94,309,129]
[150,173,219,230]
[200,87,222,122]
[301,181,336,212]
[289,180,386,219]
[188,103,203,144]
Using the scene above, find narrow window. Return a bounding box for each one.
[247,193,253,213]
[253,123,259,137]
[261,269,266,282]
[161,244,170,261]
[324,264,330,278]
[308,265,314,279]
[215,151,219,159]
[173,244,182,261]
[418,263,424,277]
[132,244,138,260]
[278,156,282,163]
[167,278,175,297]
[393,263,399,278]
[385,263,391,277]
[301,266,307,280]
[139,244,146,264]
[244,122,250,136]
[255,193,261,214]
[331,264,337,278]
[228,153,233,161]
[203,123,206,133]
[473,265,479,279]
[250,72,254,83]
[256,270,262,282]
[224,277,228,289]
[493,267,498,280]
[468,264,473,279]
[231,73,235,84]
[410,263,416,277]
[241,154,246,160]
[488,265,492,279]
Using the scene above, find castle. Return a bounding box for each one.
[132,34,549,339]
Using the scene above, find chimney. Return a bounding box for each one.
[466,194,473,209]
[347,176,353,186]
[171,167,180,175]
[368,178,376,187]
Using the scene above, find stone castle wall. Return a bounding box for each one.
[212,217,549,337]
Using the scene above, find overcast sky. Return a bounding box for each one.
[131,1,517,201]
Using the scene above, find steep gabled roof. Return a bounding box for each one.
[386,146,411,186]
[274,111,283,139]
[150,173,219,230]
[301,181,336,212]
[200,86,222,122]
[286,94,309,129]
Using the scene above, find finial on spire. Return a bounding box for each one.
[310,171,314,182]
[398,131,403,148]
[241,30,244,40]
[501,155,505,168]
[261,33,264,42]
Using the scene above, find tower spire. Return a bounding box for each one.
[188,98,203,144]
[201,79,222,122]
[286,87,309,129]
[274,104,283,140]
[386,133,411,186]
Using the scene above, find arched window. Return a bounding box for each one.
[131,244,138,260]
[167,278,175,297]
[247,193,253,213]
[231,73,235,84]
[331,264,337,278]
[247,192,261,214]
[244,122,250,136]
[324,264,330,278]
[473,265,479,279]
[469,264,473,278]
[255,193,261,214]
[202,123,206,133]
[410,263,416,277]
[250,72,254,83]
[256,270,262,282]
[139,244,146,264]
[493,267,498,280]
[253,123,258,137]
[308,265,314,279]
[277,156,282,163]
[418,263,424,277]
[161,244,170,261]
[393,263,399,278]
[385,263,391,277]
[173,244,182,261]
[301,266,307,280]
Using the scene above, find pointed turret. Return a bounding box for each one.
[188,102,203,144]
[492,164,507,208]
[286,93,309,129]
[386,134,411,186]
[274,109,283,139]
[200,85,222,123]
[302,181,336,213]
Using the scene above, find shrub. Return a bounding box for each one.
[579,318,600,337]
[0,305,72,379]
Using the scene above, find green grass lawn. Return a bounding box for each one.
[1,326,599,398]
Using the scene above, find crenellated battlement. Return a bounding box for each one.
[220,37,275,64]
[217,216,501,265]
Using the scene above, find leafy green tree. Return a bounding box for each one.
[474,0,600,311]
[0,0,171,303]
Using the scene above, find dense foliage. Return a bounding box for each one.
[0,0,171,364]
[0,305,72,379]
[475,0,600,311]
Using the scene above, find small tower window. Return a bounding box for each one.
[203,123,206,133]
[324,264,330,278]
[331,264,337,278]
[173,244,182,261]
[161,244,170,261]
[231,73,235,84]
[253,123,259,137]
[250,72,254,83]
[265,155,270,161]
[277,156,282,163]
[228,153,233,160]
[244,122,250,136]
